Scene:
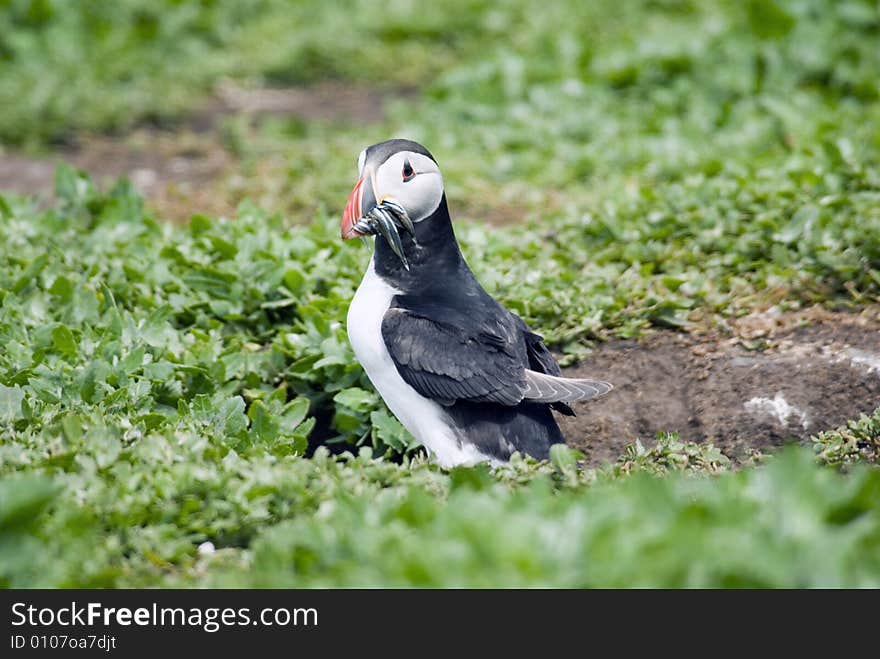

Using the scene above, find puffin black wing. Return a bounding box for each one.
[382,296,612,408]
[381,300,527,406]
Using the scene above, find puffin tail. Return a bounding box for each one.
[522,370,613,404]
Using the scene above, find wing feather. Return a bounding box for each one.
[382,305,527,406]
[380,297,612,409]
[522,370,613,403]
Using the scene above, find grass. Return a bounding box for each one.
[1,0,880,587]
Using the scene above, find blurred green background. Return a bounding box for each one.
[1,0,879,587]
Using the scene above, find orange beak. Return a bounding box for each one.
[341,174,376,240]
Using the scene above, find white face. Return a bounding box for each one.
[364,150,444,224]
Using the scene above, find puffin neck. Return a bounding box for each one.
[372,195,466,289]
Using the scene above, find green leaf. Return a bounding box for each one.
[11,254,48,294]
[0,195,11,219]
[281,397,310,429]
[51,325,77,357]
[0,475,59,530]
[746,0,795,39]
[333,388,377,413]
[182,267,238,300]
[189,214,212,236]
[550,444,581,474]
[283,267,306,293]
[61,414,83,442]
[219,396,248,436]
[49,275,74,302]
[0,385,25,421]
[448,464,493,491]
[54,164,92,205]
[248,399,279,442]
[370,409,413,453]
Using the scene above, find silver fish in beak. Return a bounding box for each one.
[343,180,415,269]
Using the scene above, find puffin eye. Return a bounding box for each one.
[402,159,415,182]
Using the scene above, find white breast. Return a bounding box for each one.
[347,258,493,467]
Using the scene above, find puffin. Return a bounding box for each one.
[341,138,612,467]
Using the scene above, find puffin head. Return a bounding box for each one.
[341,139,444,245]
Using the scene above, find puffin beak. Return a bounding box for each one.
[341,170,377,240]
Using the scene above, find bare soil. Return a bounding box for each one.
[561,307,880,465]
[213,80,391,123]
[0,82,387,219]
[0,131,234,219]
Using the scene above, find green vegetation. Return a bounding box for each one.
[0,0,488,147]
[813,407,880,467]
[1,163,879,587]
[1,0,880,587]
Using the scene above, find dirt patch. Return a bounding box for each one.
[0,130,234,220]
[0,81,390,219]
[214,80,393,123]
[0,155,59,197]
[561,308,880,465]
